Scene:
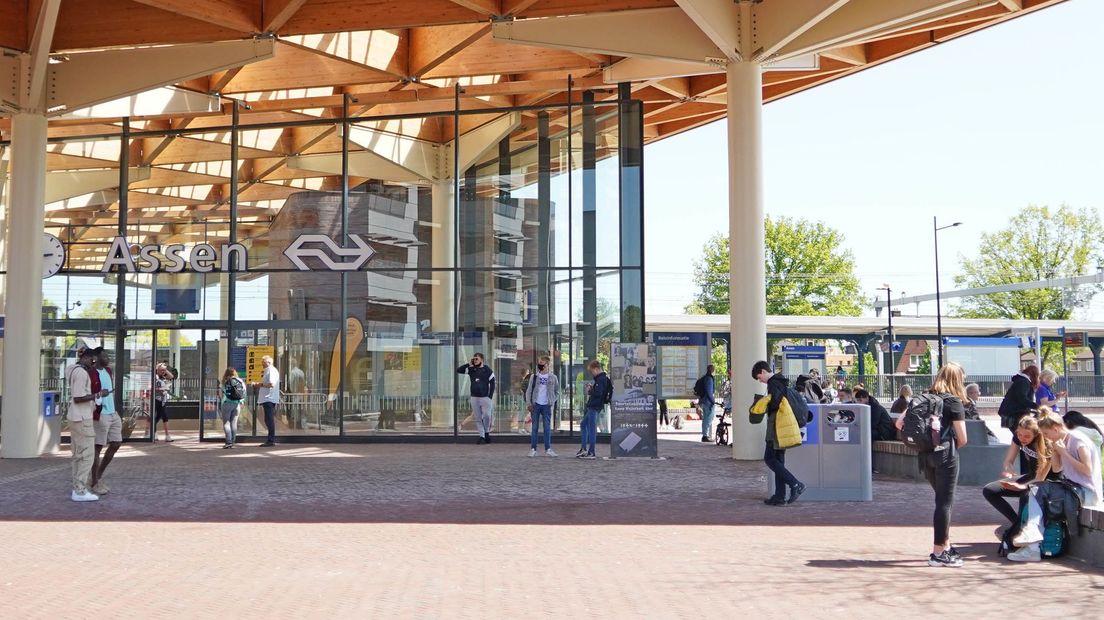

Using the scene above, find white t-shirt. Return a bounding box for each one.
[260,366,281,404]
[533,373,552,406]
[1064,429,1103,507]
[66,364,95,422]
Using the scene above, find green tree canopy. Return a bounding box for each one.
[688,216,862,316]
[953,204,1104,320]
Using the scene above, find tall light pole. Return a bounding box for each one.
[877,285,895,394]
[934,217,962,369]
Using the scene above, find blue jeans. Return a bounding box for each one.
[581,408,599,455]
[764,442,799,498]
[530,403,552,450]
[262,402,277,443]
[701,400,715,438]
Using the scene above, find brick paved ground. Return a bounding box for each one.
[2,435,1102,619]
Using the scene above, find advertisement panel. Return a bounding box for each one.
[653,332,710,399]
[609,342,658,458]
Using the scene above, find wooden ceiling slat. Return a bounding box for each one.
[130,0,260,34]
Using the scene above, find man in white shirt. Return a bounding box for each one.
[524,355,560,457]
[67,348,104,502]
[254,355,281,446]
[90,348,121,495]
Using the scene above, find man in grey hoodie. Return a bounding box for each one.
[525,355,560,457]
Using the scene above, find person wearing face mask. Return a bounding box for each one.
[458,353,497,444]
[524,356,559,457]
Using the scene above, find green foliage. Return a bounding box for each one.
[710,340,728,378]
[916,354,932,376]
[77,299,115,319]
[953,205,1104,321]
[687,217,862,316]
[846,352,878,379]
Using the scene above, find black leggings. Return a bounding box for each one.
[982,475,1030,540]
[921,449,959,546]
[658,400,669,425]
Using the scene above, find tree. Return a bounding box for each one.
[954,205,1104,320]
[688,216,862,316]
[77,299,115,319]
[953,205,1104,368]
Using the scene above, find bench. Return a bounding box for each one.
[872,420,1007,486]
[1070,507,1104,568]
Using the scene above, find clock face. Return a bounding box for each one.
[43,233,66,279]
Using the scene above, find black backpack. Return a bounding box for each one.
[786,388,812,428]
[900,393,945,453]
[225,377,246,401]
[693,376,706,398]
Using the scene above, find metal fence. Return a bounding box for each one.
[806,374,1104,403]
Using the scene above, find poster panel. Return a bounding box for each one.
[610,342,658,458]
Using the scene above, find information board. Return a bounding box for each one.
[609,342,658,458]
[653,332,710,399]
[246,346,274,383]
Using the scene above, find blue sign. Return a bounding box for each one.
[652,332,709,346]
[231,347,247,375]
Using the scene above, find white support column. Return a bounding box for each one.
[727,62,768,460]
[1,113,48,458]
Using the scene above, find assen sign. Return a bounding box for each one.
[100,234,375,273]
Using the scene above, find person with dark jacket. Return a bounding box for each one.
[890,384,913,414]
[753,361,806,506]
[458,353,496,444]
[854,389,896,441]
[998,365,1039,431]
[578,360,612,459]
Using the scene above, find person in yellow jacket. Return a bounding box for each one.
[752,361,806,505]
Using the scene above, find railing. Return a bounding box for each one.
[793,373,1104,402]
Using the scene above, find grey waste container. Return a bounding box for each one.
[767,403,872,501]
[41,391,62,455]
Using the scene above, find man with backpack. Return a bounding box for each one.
[694,365,716,443]
[751,361,807,506]
[578,360,612,459]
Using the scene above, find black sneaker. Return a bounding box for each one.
[575,448,586,457]
[763,496,786,506]
[947,546,962,560]
[583,453,597,460]
[477,437,486,445]
[928,551,964,568]
[700,436,711,443]
[484,434,492,444]
[786,482,806,504]
[260,442,275,447]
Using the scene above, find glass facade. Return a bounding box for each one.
[3,82,645,441]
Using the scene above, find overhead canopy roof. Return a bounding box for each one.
[647,314,1104,341]
[0,0,1067,270]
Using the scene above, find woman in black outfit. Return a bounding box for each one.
[897,362,969,568]
[998,365,1039,432]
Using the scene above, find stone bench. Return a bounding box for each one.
[872,420,1007,486]
[1070,506,1104,568]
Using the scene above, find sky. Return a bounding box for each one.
[643,0,1104,319]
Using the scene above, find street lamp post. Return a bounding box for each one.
[933,217,962,369]
[877,285,895,395]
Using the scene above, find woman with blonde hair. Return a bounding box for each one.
[220,368,246,448]
[1035,368,1064,411]
[982,412,1055,556]
[897,362,969,567]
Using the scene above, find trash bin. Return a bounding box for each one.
[767,403,872,501]
[40,391,62,455]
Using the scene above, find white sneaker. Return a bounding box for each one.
[546,449,558,457]
[528,448,537,457]
[71,490,99,502]
[1007,544,1041,562]
[1013,524,1044,546]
